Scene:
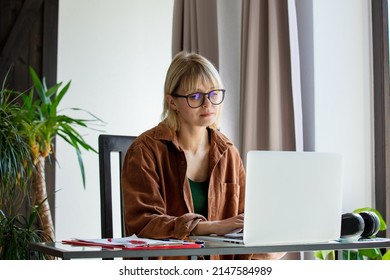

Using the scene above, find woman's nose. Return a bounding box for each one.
[202,94,212,107]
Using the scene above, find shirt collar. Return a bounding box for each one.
[154,122,232,154]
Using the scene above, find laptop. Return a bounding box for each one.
[194,151,343,246]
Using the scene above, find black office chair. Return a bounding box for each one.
[98,134,136,239]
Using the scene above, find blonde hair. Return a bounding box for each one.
[162,51,224,131]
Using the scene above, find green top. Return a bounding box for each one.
[188,178,209,218]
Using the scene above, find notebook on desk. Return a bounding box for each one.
[194,151,344,246]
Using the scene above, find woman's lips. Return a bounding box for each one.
[200,112,214,117]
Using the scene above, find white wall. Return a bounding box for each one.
[217,0,242,148]
[56,0,174,240]
[56,0,375,240]
[312,0,373,212]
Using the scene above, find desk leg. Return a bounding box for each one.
[29,249,36,260]
[29,249,47,260]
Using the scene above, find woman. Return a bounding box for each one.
[121,51,283,260]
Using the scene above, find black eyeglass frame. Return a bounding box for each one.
[171,89,226,108]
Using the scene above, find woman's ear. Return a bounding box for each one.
[166,95,179,112]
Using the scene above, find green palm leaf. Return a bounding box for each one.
[23,67,104,187]
[29,67,49,104]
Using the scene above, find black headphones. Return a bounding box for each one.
[340,211,380,239]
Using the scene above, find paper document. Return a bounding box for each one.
[62,234,203,249]
[74,234,186,247]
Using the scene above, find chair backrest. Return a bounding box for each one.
[98,134,136,238]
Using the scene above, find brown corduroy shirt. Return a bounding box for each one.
[121,122,283,260]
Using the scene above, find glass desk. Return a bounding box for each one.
[29,238,390,260]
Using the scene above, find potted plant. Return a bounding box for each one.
[0,68,102,259]
[22,67,103,242]
[0,205,47,259]
[0,76,44,259]
[0,80,34,216]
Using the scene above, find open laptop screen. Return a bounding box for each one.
[243,151,343,246]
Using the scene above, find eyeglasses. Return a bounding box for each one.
[171,89,225,108]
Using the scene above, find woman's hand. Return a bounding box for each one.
[191,214,244,236]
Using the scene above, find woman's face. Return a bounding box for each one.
[168,83,222,130]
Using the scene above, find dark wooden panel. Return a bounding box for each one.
[0,0,44,88]
[372,0,390,238]
[0,0,58,225]
[42,0,58,83]
[42,0,58,228]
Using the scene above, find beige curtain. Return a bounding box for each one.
[240,0,302,158]
[172,0,219,69]
[171,0,303,158]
